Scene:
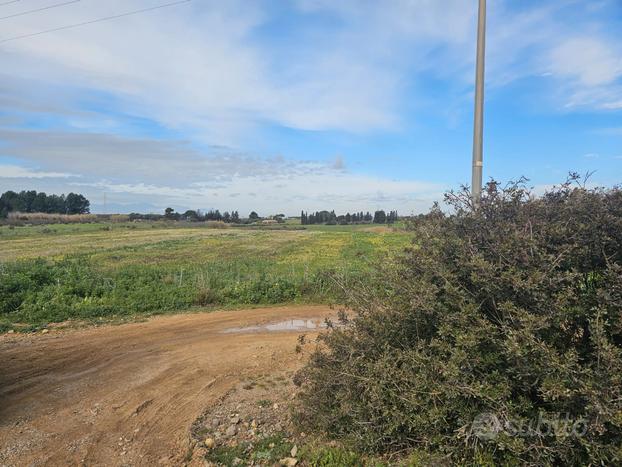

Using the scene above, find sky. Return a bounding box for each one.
[0,0,621,216]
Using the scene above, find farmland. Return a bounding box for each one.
[0,221,410,331]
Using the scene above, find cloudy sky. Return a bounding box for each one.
[0,0,621,215]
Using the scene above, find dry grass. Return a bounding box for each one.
[0,222,410,266]
[205,220,229,229]
[0,226,239,261]
[6,212,98,224]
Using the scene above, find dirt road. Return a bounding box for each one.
[0,306,332,466]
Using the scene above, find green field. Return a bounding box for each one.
[0,222,411,331]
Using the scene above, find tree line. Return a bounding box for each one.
[160,207,243,223]
[301,210,398,225]
[0,190,90,218]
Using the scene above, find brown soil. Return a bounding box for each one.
[0,305,333,466]
[189,368,302,466]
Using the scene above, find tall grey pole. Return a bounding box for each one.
[471,0,486,207]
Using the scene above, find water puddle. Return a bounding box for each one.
[221,318,326,334]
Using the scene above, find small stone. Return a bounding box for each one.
[232,458,243,466]
[204,437,215,449]
[230,416,240,425]
[269,442,275,448]
[41,329,49,334]
[211,418,220,428]
[272,403,279,410]
[290,445,298,457]
[225,425,237,437]
[191,447,208,465]
[279,457,298,466]
[250,420,257,429]
[8,329,14,334]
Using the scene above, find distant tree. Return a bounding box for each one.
[0,190,90,215]
[31,192,48,213]
[7,190,27,212]
[387,210,398,224]
[0,191,18,215]
[46,194,66,214]
[182,210,199,221]
[231,211,240,223]
[164,207,176,219]
[249,211,259,221]
[64,193,90,214]
[299,208,398,225]
[373,210,387,224]
[21,190,37,212]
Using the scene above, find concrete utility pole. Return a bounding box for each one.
[471,0,486,207]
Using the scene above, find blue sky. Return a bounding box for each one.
[0,0,621,215]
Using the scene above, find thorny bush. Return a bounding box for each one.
[294,175,622,465]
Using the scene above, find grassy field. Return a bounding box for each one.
[0,222,410,331]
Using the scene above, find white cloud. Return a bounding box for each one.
[0,127,443,214]
[73,172,444,215]
[546,36,622,110]
[0,128,340,185]
[0,164,77,179]
[0,0,620,214]
[550,38,622,87]
[0,0,619,141]
[331,155,346,171]
[0,0,408,138]
[602,100,622,110]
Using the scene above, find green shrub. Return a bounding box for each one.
[294,176,622,465]
[0,256,344,326]
[301,445,367,466]
[204,433,293,465]
[0,259,57,314]
[220,276,301,303]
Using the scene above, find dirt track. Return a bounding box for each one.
[0,306,332,466]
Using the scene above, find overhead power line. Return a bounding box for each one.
[0,0,80,21]
[0,0,191,44]
[0,0,22,7]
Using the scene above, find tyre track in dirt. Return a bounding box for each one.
[0,305,332,466]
